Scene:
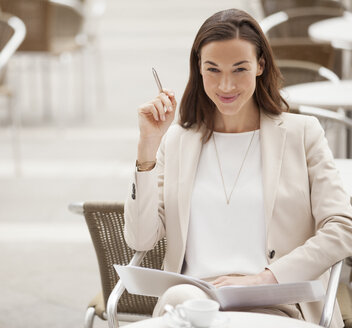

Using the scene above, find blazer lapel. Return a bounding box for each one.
[260,111,286,235]
[178,128,203,244]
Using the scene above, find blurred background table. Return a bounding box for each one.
[282,80,352,110]
[309,12,352,78]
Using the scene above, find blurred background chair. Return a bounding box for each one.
[260,6,345,78]
[260,7,345,39]
[277,59,340,87]
[270,38,335,70]
[69,202,167,328]
[260,0,346,17]
[0,11,26,175]
[0,0,102,123]
[292,105,352,158]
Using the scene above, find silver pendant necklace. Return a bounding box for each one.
[212,130,256,205]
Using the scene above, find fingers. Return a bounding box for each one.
[209,276,228,287]
[138,90,176,122]
[162,89,177,112]
[139,103,161,121]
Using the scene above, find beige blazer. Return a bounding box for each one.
[124,111,352,327]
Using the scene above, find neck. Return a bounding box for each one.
[214,104,260,133]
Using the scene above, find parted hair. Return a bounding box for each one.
[179,8,288,140]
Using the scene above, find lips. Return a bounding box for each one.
[217,94,239,103]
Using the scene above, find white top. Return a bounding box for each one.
[183,130,268,279]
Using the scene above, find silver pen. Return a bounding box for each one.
[152,67,163,93]
[152,67,169,113]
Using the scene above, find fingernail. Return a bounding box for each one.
[168,107,172,112]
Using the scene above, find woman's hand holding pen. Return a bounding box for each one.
[137,90,177,163]
[138,89,176,139]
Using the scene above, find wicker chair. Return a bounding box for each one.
[0,11,26,175]
[69,202,167,328]
[260,0,346,17]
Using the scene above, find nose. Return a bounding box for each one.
[219,74,236,93]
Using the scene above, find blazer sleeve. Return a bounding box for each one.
[267,116,352,283]
[123,136,167,251]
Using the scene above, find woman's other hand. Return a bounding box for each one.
[209,269,278,288]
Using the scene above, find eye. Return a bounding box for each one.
[207,67,220,73]
[234,67,247,73]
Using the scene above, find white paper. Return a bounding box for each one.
[114,265,325,310]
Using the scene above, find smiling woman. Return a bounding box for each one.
[123,8,352,328]
[179,8,287,140]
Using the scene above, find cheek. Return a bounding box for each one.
[240,73,258,95]
[202,74,216,94]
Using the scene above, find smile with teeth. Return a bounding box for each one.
[217,93,239,103]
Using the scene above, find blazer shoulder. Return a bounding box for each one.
[280,111,319,124]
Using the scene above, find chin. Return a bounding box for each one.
[216,103,243,116]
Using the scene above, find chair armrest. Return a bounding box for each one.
[319,260,343,328]
[107,251,148,328]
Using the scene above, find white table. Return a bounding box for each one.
[308,12,352,78]
[125,311,322,328]
[282,80,352,110]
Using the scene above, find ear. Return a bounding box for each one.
[256,57,265,76]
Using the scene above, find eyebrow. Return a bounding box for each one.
[204,60,250,66]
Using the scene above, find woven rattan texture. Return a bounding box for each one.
[83,202,167,316]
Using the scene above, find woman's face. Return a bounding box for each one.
[200,38,264,120]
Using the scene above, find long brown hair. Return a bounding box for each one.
[179,8,288,140]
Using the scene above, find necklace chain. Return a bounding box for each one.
[212,130,256,205]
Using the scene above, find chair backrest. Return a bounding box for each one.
[270,38,335,70]
[277,59,339,87]
[260,0,345,17]
[82,202,166,316]
[0,0,84,52]
[260,7,344,39]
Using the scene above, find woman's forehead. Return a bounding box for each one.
[200,38,257,63]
